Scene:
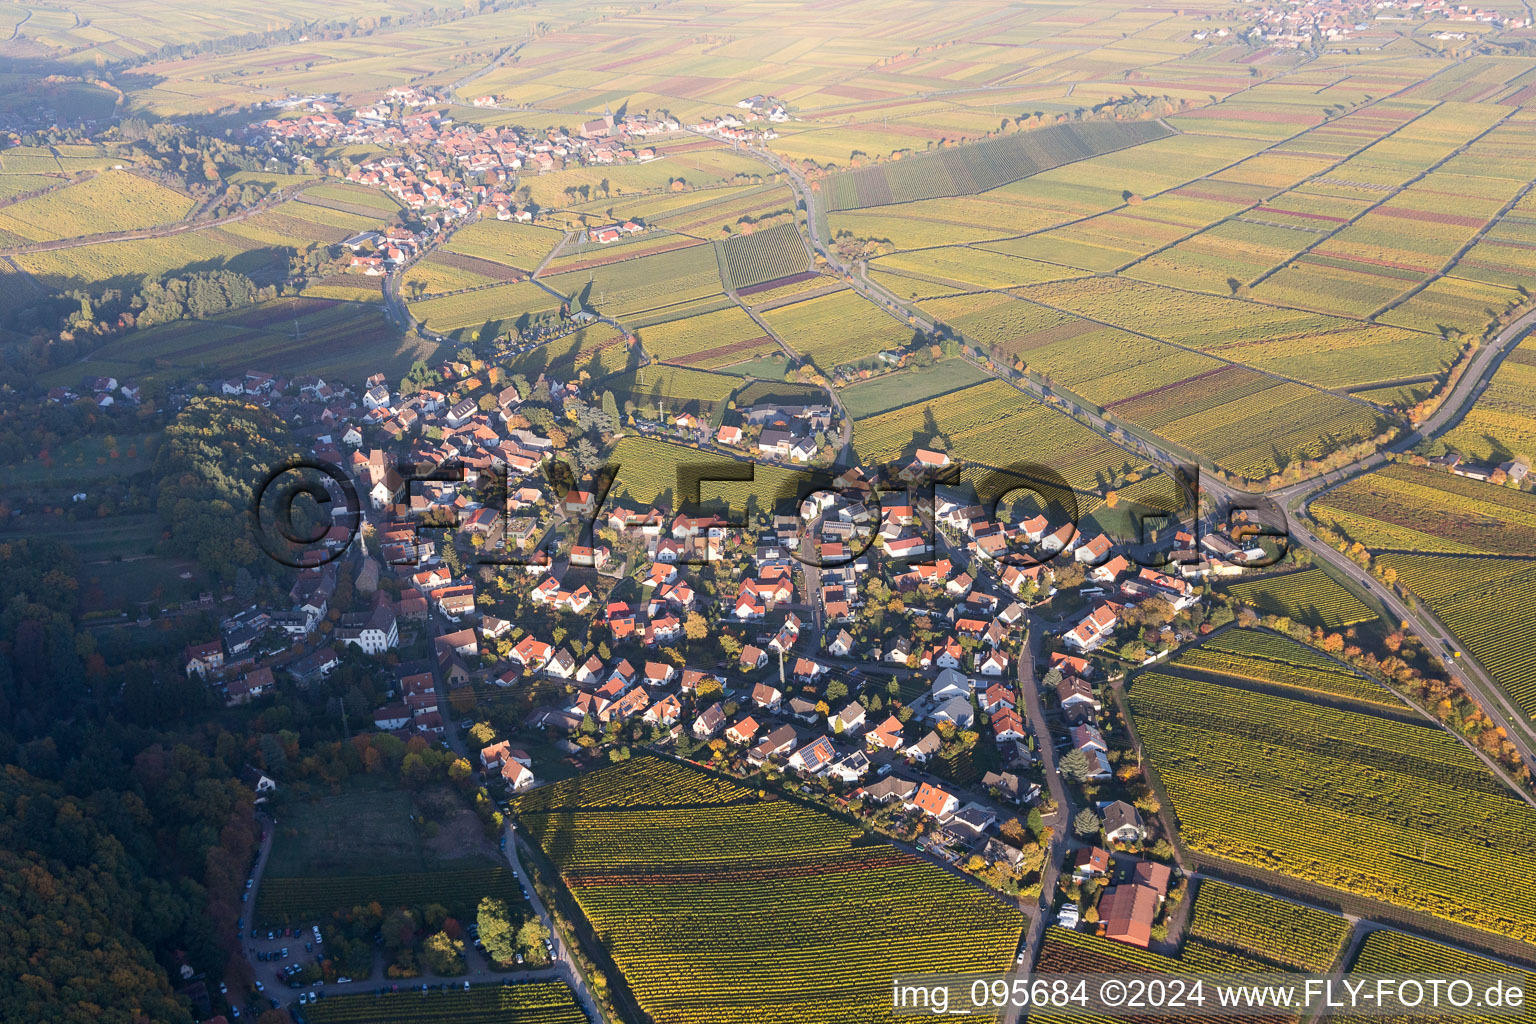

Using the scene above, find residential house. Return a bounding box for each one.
[1101,800,1144,843]
[911,782,959,820]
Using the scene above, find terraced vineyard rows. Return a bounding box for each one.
[512,756,1021,1024]
[1186,880,1351,972]
[303,981,587,1024]
[1168,628,1400,710]
[1128,669,1536,942]
[852,379,1140,491]
[1034,928,1282,1024]
[1221,569,1376,627]
[824,120,1175,210]
[717,223,810,291]
[1336,932,1536,1024]
[1375,553,1536,715]
[1311,463,1536,556]
[256,867,524,924]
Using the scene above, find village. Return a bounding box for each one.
[163,330,1297,956]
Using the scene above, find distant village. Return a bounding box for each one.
[1238,0,1526,47]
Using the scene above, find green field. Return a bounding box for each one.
[839,359,991,417]
[761,288,915,371]
[514,756,1021,1024]
[1338,932,1536,1024]
[0,170,194,243]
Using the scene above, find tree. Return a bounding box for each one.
[477,898,517,965]
[469,722,496,747]
[684,611,708,641]
[1072,807,1102,838]
[1058,747,1094,784]
[422,930,466,975]
[381,908,418,951]
[517,919,552,965]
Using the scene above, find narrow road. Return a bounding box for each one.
[504,826,602,1022]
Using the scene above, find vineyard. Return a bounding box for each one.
[606,435,811,514]
[1441,336,1536,463]
[0,170,194,243]
[509,324,632,381]
[1034,927,1283,1024]
[541,243,723,321]
[303,981,586,1024]
[716,223,810,291]
[1185,880,1351,972]
[408,281,562,339]
[851,379,1140,491]
[513,756,1022,1024]
[1165,627,1401,711]
[256,867,525,925]
[823,119,1175,211]
[760,288,913,370]
[1336,932,1536,1024]
[444,219,565,272]
[603,365,739,418]
[1220,568,1376,627]
[635,303,778,368]
[1311,463,1536,556]
[1374,553,1536,716]
[1127,668,1536,942]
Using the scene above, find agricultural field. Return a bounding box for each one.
[408,281,563,340]
[443,219,566,272]
[760,288,915,371]
[39,297,426,387]
[1220,568,1377,627]
[304,982,587,1024]
[0,170,195,243]
[540,243,723,322]
[403,250,523,297]
[511,324,633,382]
[1311,462,1536,556]
[1128,666,1536,942]
[635,304,779,368]
[603,365,739,420]
[1375,553,1536,717]
[606,435,810,514]
[513,756,1022,1024]
[823,120,1176,211]
[14,225,282,293]
[651,183,797,238]
[1337,932,1536,1024]
[716,223,810,291]
[1186,880,1352,973]
[1105,365,1387,481]
[851,378,1141,491]
[1165,627,1402,711]
[1441,335,1536,463]
[0,172,66,201]
[544,230,707,274]
[258,779,516,923]
[871,246,1082,293]
[1035,927,1284,1022]
[839,359,991,418]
